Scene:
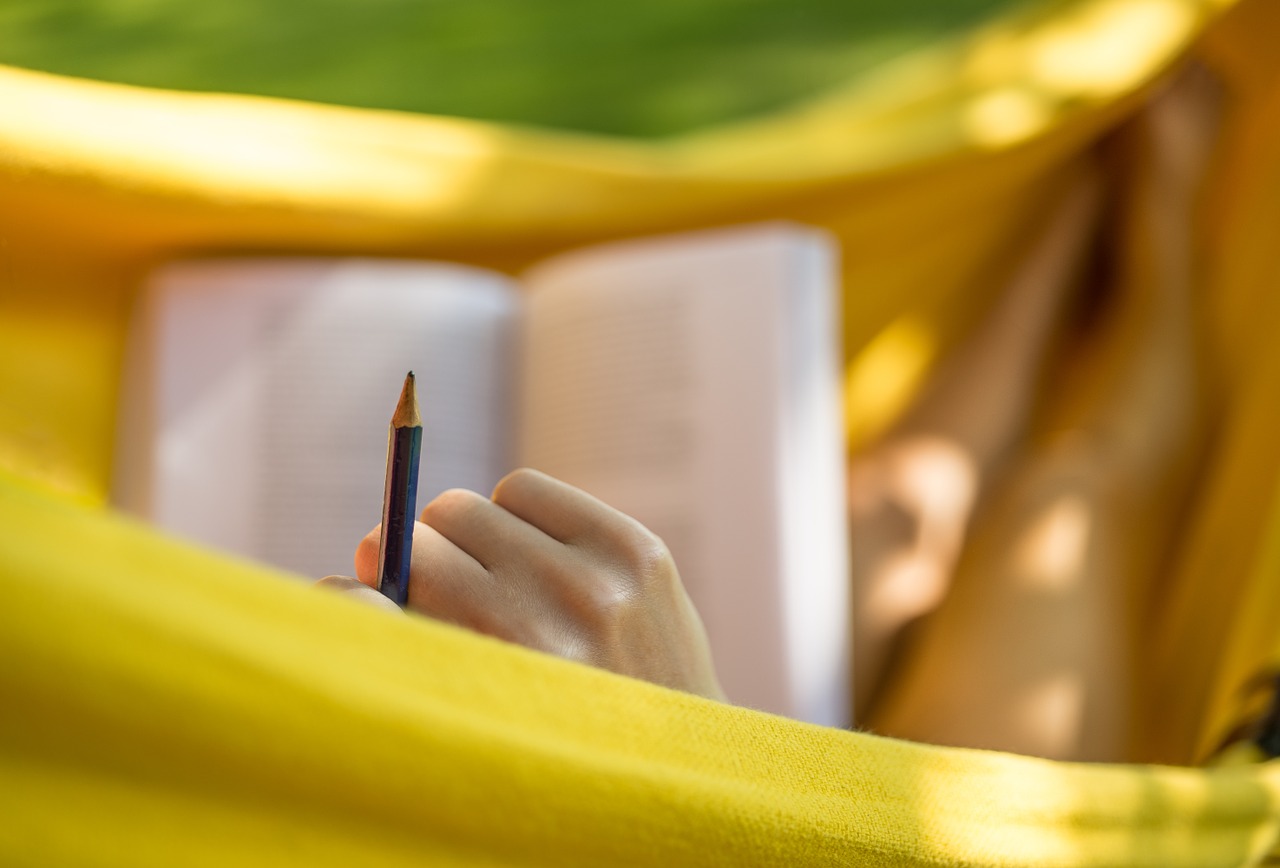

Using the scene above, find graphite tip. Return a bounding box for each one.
[392,371,422,428]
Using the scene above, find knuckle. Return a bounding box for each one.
[581,579,632,622]
[492,467,541,503]
[543,554,634,629]
[561,576,632,642]
[617,523,673,577]
[421,487,485,523]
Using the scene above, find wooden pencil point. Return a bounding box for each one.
[392,371,422,429]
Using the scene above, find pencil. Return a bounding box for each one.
[376,371,423,607]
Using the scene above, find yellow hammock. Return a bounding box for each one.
[4,0,1280,863]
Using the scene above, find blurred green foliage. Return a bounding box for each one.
[0,0,1021,137]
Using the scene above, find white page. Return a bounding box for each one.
[114,259,520,580]
[519,225,849,727]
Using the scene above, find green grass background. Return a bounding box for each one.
[0,0,1022,137]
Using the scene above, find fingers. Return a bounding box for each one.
[354,520,494,628]
[343,471,725,700]
[492,468,659,561]
[416,485,597,635]
[356,473,666,625]
[365,471,657,578]
[355,530,380,585]
[315,575,404,614]
[420,487,559,572]
[404,521,496,629]
[400,473,664,629]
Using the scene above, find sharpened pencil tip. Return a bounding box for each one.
[392,371,422,429]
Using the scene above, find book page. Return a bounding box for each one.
[519,225,849,727]
[114,259,520,580]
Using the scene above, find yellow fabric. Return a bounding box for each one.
[4,470,1280,866]
[4,0,1280,862]
[1142,2,1280,767]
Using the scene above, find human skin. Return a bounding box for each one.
[868,67,1218,761]
[847,172,1100,718]
[320,467,726,702]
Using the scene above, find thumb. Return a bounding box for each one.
[316,575,404,614]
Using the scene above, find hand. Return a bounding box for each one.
[335,468,725,702]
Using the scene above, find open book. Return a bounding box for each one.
[113,224,850,727]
